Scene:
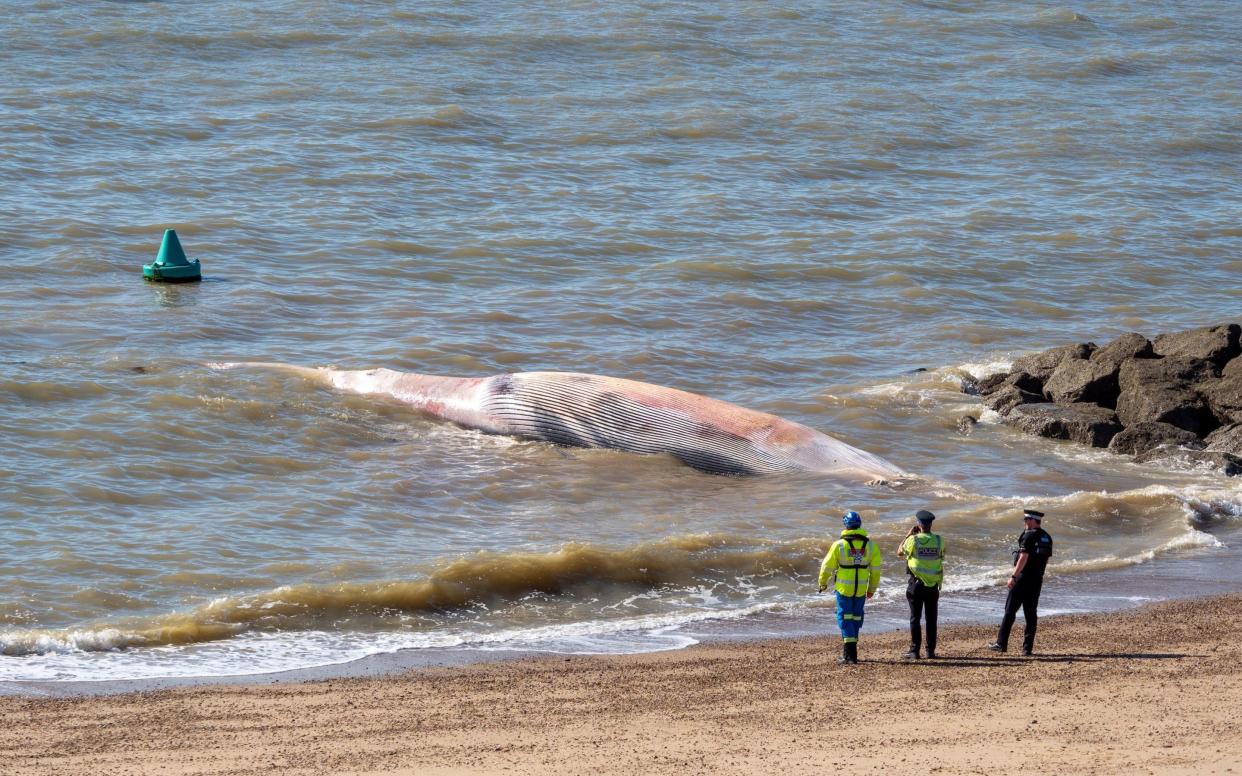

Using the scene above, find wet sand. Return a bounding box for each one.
[4,595,1241,775]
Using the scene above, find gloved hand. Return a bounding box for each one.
[818,585,826,593]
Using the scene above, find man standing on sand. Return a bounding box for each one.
[898,509,944,660]
[989,508,1053,656]
[818,510,882,665]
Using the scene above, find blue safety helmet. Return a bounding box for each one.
[842,510,862,529]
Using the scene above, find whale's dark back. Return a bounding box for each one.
[481,372,793,475]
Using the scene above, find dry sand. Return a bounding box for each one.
[4,595,1242,775]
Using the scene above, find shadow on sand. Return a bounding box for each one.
[859,651,1190,668]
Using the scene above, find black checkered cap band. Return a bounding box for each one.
[1023,509,1045,520]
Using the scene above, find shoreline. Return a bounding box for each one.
[6,532,1239,699]
[6,594,1241,774]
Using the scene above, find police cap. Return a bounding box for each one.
[915,509,936,524]
[1023,508,1045,521]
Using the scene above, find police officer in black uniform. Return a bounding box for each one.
[989,508,1053,656]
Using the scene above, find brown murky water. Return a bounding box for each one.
[2,0,1240,682]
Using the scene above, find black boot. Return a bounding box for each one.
[903,646,920,660]
[838,643,851,664]
[987,641,1006,652]
[846,642,859,664]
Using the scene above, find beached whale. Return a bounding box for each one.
[209,362,907,482]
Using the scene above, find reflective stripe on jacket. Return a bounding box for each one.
[901,532,944,587]
[818,528,882,597]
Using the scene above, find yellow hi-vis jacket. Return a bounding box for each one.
[818,529,882,597]
[900,532,945,587]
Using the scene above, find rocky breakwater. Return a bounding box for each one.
[965,323,1242,476]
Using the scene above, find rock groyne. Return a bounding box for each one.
[964,323,1242,475]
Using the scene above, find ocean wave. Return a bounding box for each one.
[955,359,1013,381]
[995,485,1242,521]
[0,378,110,404]
[1052,527,1223,574]
[0,535,824,657]
[0,604,775,684]
[6,486,1233,661]
[359,106,488,130]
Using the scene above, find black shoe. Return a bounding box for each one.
[988,642,1006,652]
[926,651,937,659]
[903,648,920,660]
[1022,647,1033,656]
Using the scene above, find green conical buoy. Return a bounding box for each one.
[143,229,201,282]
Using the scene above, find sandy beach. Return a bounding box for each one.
[3,595,1240,775]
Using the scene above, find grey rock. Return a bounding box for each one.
[1044,357,1121,406]
[1117,356,1216,393]
[1152,323,1241,369]
[956,415,978,436]
[1133,446,1242,477]
[1199,374,1242,426]
[1090,332,1154,368]
[1003,402,1123,448]
[1107,422,1204,456]
[1224,356,1242,380]
[978,371,1045,398]
[1011,343,1095,382]
[1001,371,1044,394]
[1116,388,1216,436]
[984,384,1044,415]
[1116,357,1220,434]
[1205,423,1242,455]
[975,373,1010,396]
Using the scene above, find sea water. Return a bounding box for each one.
[2,0,1241,685]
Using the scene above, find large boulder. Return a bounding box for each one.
[1133,446,1242,477]
[973,372,1009,396]
[1152,323,1240,369]
[1199,374,1242,425]
[1002,402,1123,448]
[1090,332,1154,368]
[1107,421,1204,456]
[1044,356,1122,406]
[1115,356,1219,434]
[1011,342,1095,382]
[1118,354,1217,391]
[984,384,1044,415]
[979,371,1043,398]
[1224,356,1242,380]
[1205,423,1242,455]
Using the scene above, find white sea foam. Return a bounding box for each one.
[954,360,1013,381]
[0,600,799,683]
[1053,527,1224,574]
[2,628,144,656]
[975,408,1003,424]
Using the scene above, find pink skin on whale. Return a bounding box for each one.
[209,362,909,483]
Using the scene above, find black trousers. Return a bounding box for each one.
[997,576,1043,651]
[906,576,940,653]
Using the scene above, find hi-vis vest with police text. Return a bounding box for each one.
[818,528,882,597]
[901,532,944,587]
